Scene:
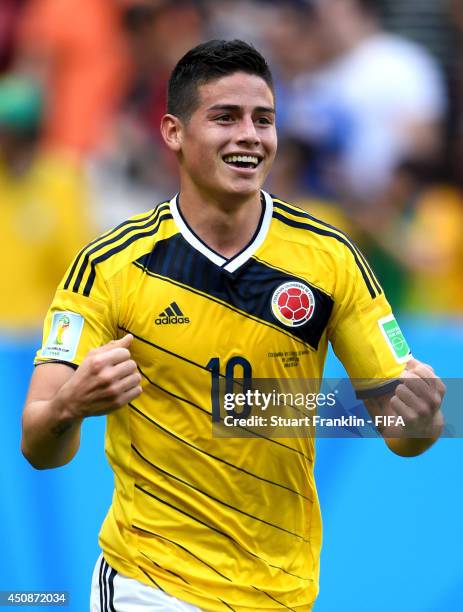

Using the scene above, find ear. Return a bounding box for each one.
[160,114,184,152]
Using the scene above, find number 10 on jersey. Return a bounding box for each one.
[206,357,253,423]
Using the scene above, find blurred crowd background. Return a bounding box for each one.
[1,3,463,611]
[1,0,463,334]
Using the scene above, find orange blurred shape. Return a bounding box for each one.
[18,0,132,156]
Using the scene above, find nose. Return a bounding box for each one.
[236,116,260,146]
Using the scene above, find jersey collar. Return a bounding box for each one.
[169,190,273,273]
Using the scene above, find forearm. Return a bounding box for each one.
[21,396,83,470]
[21,335,141,468]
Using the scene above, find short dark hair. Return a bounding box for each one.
[167,39,274,121]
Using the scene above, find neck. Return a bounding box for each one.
[177,183,264,259]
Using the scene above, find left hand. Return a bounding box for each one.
[385,358,446,439]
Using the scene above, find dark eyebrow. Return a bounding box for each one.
[207,104,275,114]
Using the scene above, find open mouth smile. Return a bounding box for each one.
[222,154,262,170]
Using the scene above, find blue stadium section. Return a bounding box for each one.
[1,317,462,611]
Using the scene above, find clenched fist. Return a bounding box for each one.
[365,358,446,456]
[386,358,445,439]
[58,334,143,420]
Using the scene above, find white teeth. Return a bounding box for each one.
[224,155,259,165]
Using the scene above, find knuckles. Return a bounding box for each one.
[105,383,121,401]
[437,380,447,398]
[391,386,435,422]
[87,354,106,373]
[96,370,114,387]
[413,402,431,420]
[395,383,408,400]
[400,377,431,398]
[117,348,131,361]
[432,391,443,409]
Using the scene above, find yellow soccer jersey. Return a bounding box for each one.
[35,191,410,611]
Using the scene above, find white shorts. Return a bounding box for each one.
[90,553,203,611]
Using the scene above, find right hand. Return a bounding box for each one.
[56,334,142,420]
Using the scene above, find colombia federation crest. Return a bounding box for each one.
[271,281,315,327]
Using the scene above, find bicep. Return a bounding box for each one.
[25,362,76,404]
[22,362,82,469]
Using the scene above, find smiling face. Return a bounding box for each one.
[161,71,277,204]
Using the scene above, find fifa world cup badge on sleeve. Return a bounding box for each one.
[40,311,84,361]
[378,314,411,363]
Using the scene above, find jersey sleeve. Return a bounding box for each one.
[327,242,412,398]
[34,252,118,368]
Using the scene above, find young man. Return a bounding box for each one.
[22,40,445,611]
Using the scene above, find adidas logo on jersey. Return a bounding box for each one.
[155,302,190,325]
